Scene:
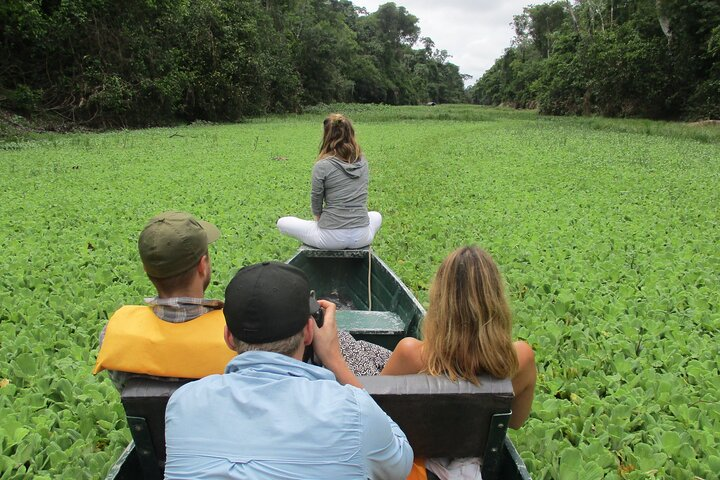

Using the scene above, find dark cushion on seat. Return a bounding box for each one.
[121,373,513,467]
[122,377,193,468]
[359,374,513,458]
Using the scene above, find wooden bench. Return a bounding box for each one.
[336,309,405,336]
[113,374,530,480]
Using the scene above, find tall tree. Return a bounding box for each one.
[0,0,470,126]
[471,0,720,119]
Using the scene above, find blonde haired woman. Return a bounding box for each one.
[383,246,536,478]
[277,113,382,249]
[383,246,536,427]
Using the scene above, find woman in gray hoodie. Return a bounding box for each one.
[277,113,382,249]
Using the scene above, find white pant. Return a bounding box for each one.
[277,212,383,249]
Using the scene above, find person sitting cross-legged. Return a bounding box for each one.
[164,262,414,480]
[277,113,382,249]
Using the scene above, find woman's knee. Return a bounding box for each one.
[277,216,309,236]
[277,216,291,233]
[368,212,383,236]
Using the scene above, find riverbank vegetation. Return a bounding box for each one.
[1,1,466,128]
[470,0,720,120]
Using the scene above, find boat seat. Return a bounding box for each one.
[119,373,529,480]
[336,310,405,335]
[298,245,371,258]
[335,310,407,350]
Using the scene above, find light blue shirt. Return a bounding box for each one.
[164,351,413,480]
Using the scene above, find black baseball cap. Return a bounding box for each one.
[224,262,320,344]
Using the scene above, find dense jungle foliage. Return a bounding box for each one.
[470,0,720,120]
[0,1,466,127]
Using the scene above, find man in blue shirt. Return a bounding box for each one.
[164,262,414,480]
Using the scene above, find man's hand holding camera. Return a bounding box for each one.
[310,300,363,388]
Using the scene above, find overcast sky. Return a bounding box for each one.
[358,1,531,86]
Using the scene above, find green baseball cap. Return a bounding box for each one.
[138,211,221,278]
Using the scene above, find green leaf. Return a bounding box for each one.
[579,461,604,480]
[0,455,15,474]
[97,420,114,431]
[12,353,37,378]
[660,431,682,455]
[581,441,615,469]
[13,427,29,443]
[13,439,34,466]
[708,455,720,473]
[559,447,582,480]
[634,442,668,471]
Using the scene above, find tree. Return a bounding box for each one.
[0,0,470,125]
[471,0,720,119]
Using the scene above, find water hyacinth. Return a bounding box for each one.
[1,105,719,479]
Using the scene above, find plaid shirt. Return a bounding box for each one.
[144,296,224,322]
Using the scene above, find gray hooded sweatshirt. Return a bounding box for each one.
[311,156,370,229]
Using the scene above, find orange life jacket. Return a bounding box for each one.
[407,458,427,480]
[93,305,236,378]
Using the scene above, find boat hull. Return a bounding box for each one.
[287,247,425,349]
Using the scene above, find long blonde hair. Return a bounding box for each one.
[317,113,362,163]
[422,246,519,384]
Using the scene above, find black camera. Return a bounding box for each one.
[304,303,325,364]
[311,306,324,328]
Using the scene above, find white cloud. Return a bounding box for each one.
[357,1,530,85]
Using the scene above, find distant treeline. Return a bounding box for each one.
[470,0,720,120]
[1,1,466,127]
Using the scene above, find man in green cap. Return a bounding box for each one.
[93,211,235,390]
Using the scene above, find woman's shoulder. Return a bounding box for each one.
[317,155,366,164]
[312,157,334,173]
[381,337,425,376]
[396,336,423,352]
[513,340,535,367]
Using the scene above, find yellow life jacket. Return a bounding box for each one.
[93,305,236,379]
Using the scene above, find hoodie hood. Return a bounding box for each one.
[328,156,366,179]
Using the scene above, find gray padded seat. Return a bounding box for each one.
[358,374,513,458]
[120,373,524,480]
